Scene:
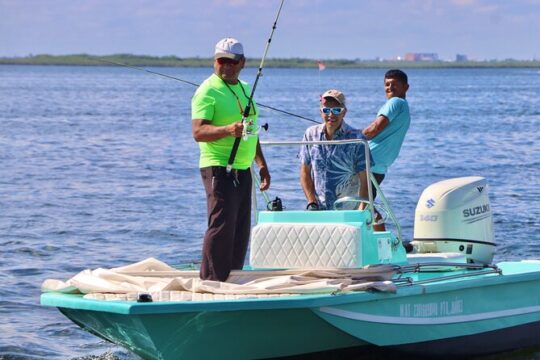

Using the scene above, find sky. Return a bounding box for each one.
[1,0,539,61]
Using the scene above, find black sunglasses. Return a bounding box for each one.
[216,58,241,65]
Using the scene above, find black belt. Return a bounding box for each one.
[207,166,249,177]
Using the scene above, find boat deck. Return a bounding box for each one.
[41,260,540,315]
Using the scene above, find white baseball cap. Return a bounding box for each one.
[214,38,244,61]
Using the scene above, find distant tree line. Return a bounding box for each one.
[1,54,539,68]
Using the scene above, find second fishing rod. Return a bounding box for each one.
[99,59,317,125]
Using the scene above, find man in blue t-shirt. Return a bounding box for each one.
[362,69,410,229]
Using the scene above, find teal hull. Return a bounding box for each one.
[42,293,366,360]
[314,261,540,355]
[41,261,540,358]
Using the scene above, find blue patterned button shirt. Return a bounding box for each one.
[299,122,369,209]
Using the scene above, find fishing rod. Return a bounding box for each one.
[98,58,318,124]
[226,0,286,174]
[99,58,199,87]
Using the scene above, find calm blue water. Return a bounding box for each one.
[0,65,539,359]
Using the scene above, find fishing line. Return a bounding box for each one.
[97,58,318,124]
[226,0,286,173]
[99,58,199,87]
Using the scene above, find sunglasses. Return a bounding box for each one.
[216,57,241,65]
[321,107,345,115]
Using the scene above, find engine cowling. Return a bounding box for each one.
[411,176,495,264]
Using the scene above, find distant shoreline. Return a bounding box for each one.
[1,54,540,68]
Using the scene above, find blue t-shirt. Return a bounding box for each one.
[299,122,369,209]
[369,97,410,174]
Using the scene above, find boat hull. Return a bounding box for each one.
[41,261,540,358]
[54,303,366,360]
[314,261,540,356]
[389,320,540,357]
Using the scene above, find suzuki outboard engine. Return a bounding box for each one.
[411,176,495,264]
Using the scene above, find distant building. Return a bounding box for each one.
[404,53,439,61]
[455,54,468,62]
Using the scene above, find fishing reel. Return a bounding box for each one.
[242,121,269,140]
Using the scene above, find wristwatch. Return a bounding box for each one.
[306,202,319,210]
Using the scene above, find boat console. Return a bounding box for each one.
[250,209,407,269]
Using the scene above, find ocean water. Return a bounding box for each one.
[0,65,539,359]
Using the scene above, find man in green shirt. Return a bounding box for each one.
[192,38,271,282]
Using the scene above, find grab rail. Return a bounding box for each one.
[394,263,502,286]
[260,139,376,226]
[369,173,403,242]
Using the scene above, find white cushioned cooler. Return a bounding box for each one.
[250,222,362,269]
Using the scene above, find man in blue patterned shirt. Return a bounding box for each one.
[299,90,369,210]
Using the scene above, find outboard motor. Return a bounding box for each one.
[411,176,495,264]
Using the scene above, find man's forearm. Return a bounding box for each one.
[300,165,318,204]
[362,115,389,139]
[255,140,271,191]
[192,119,242,142]
[254,141,268,169]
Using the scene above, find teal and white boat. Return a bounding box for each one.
[41,139,540,359]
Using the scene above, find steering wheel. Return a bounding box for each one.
[332,196,387,226]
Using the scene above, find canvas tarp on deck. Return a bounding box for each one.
[42,258,397,301]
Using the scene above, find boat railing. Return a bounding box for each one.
[256,138,402,241]
[369,172,403,241]
[393,263,503,287]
